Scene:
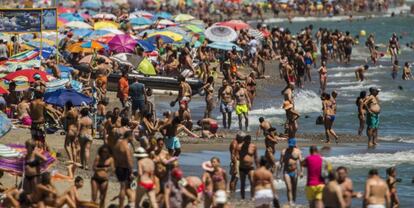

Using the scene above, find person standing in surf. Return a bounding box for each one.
[364,87,381,147]
[356,91,367,136]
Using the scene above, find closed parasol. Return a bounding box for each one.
[108,34,137,53]
[204,25,238,42]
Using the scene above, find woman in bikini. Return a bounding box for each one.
[91,145,114,208]
[202,157,228,208]
[322,93,339,143]
[245,72,257,106]
[78,108,93,170]
[318,61,328,94]
[198,45,210,82]
[63,101,80,166]
[202,76,215,118]
[23,140,47,194]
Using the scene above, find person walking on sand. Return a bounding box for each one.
[280,138,303,206]
[202,157,228,208]
[135,147,158,208]
[356,91,367,136]
[302,146,325,208]
[239,135,258,200]
[283,101,300,139]
[129,77,147,114]
[117,72,129,108]
[63,101,79,165]
[78,108,93,170]
[218,79,234,129]
[318,61,328,94]
[234,81,251,131]
[336,166,363,208]
[171,76,192,108]
[364,87,381,147]
[253,156,280,208]
[229,132,245,193]
[364,169,391,208]
[355,65,369,82]
[386,167,400,208]
[203,76,215,118]
[30,92,47,149]
[322,93,339,143]
[91,145,114,208]
[112,131,134,208]
[322,171,346,208]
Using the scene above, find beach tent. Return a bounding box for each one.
[137,58,156,75]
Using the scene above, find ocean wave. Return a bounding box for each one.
[258,15,365,24]
[338,83,379,91]
[379,136,414,143]
[294,89,322,113]
[325,150,414,168]
[378,91,402,102]
[328,80,362,86]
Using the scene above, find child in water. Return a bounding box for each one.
[392,60,399,80]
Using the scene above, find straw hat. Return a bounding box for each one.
[133,147,148,158]
[282,101,293,110]
[201,161,214,172]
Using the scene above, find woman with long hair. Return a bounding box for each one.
[91,145,114,208]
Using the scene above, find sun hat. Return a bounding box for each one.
[202,161,214,172]
[133,147,148,158]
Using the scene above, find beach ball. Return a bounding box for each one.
[360,30,366,37]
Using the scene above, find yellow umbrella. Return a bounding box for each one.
[147,31,183,42]
[67,42,93,53]
[94,21,119,30]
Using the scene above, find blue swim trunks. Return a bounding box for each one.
[366,113,380,129]
[165,136,181,149]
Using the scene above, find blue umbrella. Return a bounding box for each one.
[154,12,172,20]
[207,42,243,51]
[81,41,108,50]
[0,112,12,139]
[26,41,54,49]
[34,47,56,59]
[59,13,84,22]
[130,17,153,26]
[137,40,156,52]
[44,89,94,107]
[145,35,174,44]
[82,0,102,9]
[72,28,93,37]
[88,30,111,38]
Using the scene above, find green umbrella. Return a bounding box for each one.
[185,24,204,33]
[137,58,156,75]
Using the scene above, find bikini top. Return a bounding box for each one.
[26,157,41,167]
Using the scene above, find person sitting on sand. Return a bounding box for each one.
[69,176,98,208]
[175,102,193,131]
[364,169,391,208]
[253,156,280,208]
[280,138,303,206]
[355,65,369,82]
[197,117,219,139]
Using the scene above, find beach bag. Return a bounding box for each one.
[316,115,324,125]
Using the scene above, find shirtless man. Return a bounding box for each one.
[17,96,31,126]
[229,132,245,193]
[253,156,279,208]
[283,101,300,138]
[364,169,390,208]
[234,82,251,131]
[322,172,346,208]
[135,147,158,208]
[337,166,363,208]
[239,135,258,199]
[171,76,192,108]
[355,65,369,82]
[112,131,134,208]
[364,87,381,147]
[280,138,303,206]
[78,108,93,170]
[30,92,47,149]
[264,127,285,172]
[218,80,234,129]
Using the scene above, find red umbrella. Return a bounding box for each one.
[108,34,137,53]
[4,69,49,83]
[216,20,250,31]
[0,85,9,94]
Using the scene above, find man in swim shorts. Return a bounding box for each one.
[364,87,381,147]
[234,82,251,131]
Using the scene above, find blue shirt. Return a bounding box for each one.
[129,82,145,101]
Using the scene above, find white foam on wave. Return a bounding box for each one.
[378,91,402,102]
[379,136,414,143]
[338,83,379,91]
[258,15,365,24]
[294,89,322,114]
[386,4,411,15]
[325,150,414,168]
[328,80,362,86]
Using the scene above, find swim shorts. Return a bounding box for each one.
[254,189,273,207]
[305,184,324,201]
[21,116,32,126]
[220,102,233,113]
[235,104,248,115]
[366,112,379,129]
[115,167,131,182]
[209,122,219,134]
[165,136,181,149]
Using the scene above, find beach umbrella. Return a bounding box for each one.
[67,42,94,53]
[110,53,144,67]
[216,20,250,31]
[130,17,153,26]
[155,11,172,20]
[44,89,94,107]
[99,28,125,35]
[4,60,41,73]
[130,10,154,19]
[205,25,238,42]
[82,0,102,9]
[81,40,107,50]
[108,34,137,53]
[0,80,30,92]
[94,33,115,43]
[184,24,204,33]
[58,7,75,14]
[137,40,156,52]
[163,27,188,36]
[174,14,195,22]
[157,19,177,27]
[87,30,111,39]
[72,28,93,37]
[0,86,8,94]
[59,13,84,22]
[207,42,243,51]
[146,35,174,44]
[94,21,119,30]
[79,54,112,65]
[248,29,264,40]
[148,31,183,42]
[4,69,49,83]
[65,21,93,29]
[8,50,40,63]
[0,113,11,139]
[0,144,56,176]
[137,58,156,75]
[93,13,117,20]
